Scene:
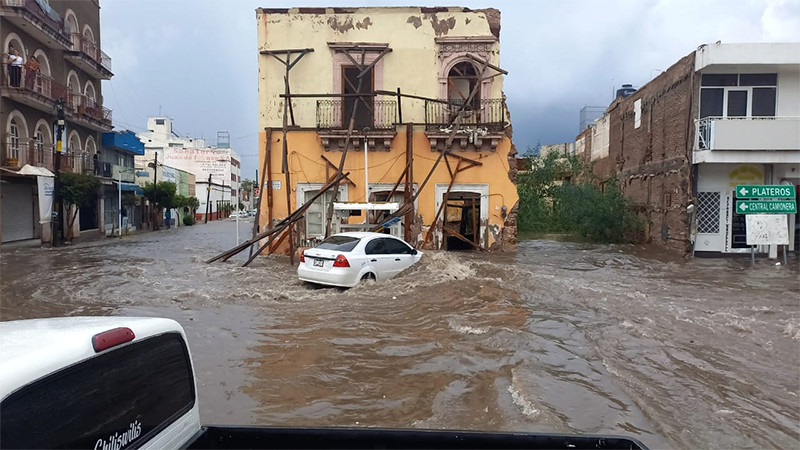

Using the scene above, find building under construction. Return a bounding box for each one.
[250,6,518,260]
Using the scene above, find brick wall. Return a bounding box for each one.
[588,52,696,253]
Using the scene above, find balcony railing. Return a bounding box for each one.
[70,33,112,73]
[1,0,71,44]
[2,64,55,99]
[316,99,397,130]
[69,93,112,124]
[1,136,104,174]
[425,98,505,132]
[695,116,800,151]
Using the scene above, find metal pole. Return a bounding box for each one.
[52,99,65,247]
[363,127,370,224]
[236,186,240,244]
[118,169,122,236]
[204,173,212,223]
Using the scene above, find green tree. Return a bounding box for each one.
[186,196,200,212]
[240,178,253,193]
[142,181,177,230]
[59,172,101,241]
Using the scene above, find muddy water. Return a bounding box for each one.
[1,220,798,449]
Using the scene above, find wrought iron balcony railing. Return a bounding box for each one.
[425,98,505,132]
[70,93,112,124]
[316,99,397,130]
[2,64,55,99]
[70,33,112,72]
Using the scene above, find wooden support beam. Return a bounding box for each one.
[404,122,413,243]
[287,49,312,71]
[445,151,483,167]
[249,128,271,259]
[386,160,411,200]
[425,158,463,245]
[260,48,315,55]
[279,92,379,99]
[321,154,356,186]
[358,48,392,78]
[466,53,508,75]
[373,89,450,104]
[443,226,484,251]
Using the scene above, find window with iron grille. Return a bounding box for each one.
[697,192,720,234]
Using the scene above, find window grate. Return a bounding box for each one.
[697,192,720,234]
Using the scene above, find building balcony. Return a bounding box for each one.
[695,117,800,151]
[2,137,45,169]
[66,93,113,132]
[65,33,113,80]
[316,99,397,152]
[694,116,800,164]
[1,64,59,114]
[424,98,506,152]
[0,0,72,49]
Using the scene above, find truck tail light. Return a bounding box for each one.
[92,327,135,352]
[333,254,350,268]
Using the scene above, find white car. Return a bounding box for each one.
[297,232,422,288]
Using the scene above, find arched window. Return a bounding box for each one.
[35,127,45,164]
[65,10,79,49]
[9,118,20,159]
[67,71,81,111]
[447,61,480,109]
[33,120,52,167]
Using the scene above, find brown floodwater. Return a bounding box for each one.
[1,220,798,449]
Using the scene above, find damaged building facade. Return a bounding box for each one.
[576,42,799,255]
[255,6,518,255]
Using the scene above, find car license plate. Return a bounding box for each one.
[313,259,324,267]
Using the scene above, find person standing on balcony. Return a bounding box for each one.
[7,48,23,87]
[24,55,40,91]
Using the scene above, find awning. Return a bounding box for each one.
[0,164,55,177]
[115,181,142,194]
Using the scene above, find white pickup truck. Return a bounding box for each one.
[0,317,648,449]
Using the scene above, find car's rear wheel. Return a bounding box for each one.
[360,272,376,282]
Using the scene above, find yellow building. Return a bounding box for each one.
[256,6,518,254]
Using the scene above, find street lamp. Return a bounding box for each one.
[118,166,136,236]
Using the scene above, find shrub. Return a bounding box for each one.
[183,215,195,226]
[516,150,641,243]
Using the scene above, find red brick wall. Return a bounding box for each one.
[589,52,696,253]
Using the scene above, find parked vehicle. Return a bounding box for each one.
[0,317,648,449]
[297,232,423,288]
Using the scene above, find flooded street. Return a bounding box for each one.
[1,220,798,449]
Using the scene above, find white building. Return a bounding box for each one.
[136,117,241,221]
[692,43,799,254]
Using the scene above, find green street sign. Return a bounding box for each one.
[736,200,797,214]
[736,185,795,199]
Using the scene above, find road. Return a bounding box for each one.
[1,220,798,449]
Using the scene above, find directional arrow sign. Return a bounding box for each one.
[735,185,795,199]
[736,200,797,214]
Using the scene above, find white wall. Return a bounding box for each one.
[695,43,800,70]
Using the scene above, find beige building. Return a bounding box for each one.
[256,6,518,254]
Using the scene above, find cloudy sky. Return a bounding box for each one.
[100,0,800,178]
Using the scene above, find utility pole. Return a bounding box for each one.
[150,151,158,230]
[51,99,65,247]
[204,173,212,223]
